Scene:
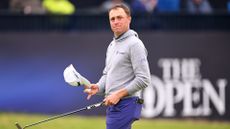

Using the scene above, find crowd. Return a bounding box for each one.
[0,0,229,15]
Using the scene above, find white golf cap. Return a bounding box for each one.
[63,64,91,86]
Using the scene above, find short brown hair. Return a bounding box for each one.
[108,4,131,16]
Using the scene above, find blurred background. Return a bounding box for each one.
[0,0,230,129]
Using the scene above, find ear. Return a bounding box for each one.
[128,16,131,23]
[128,16,131,21]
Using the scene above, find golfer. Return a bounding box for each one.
[84,4,151,129]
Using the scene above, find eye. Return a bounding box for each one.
[117,16,123,20]
[110,17,115,22]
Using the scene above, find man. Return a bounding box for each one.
[84,4,151,129]
[183,0,213,14]
[131,0,158,14]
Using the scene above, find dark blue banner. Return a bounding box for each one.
[0,31,229,120]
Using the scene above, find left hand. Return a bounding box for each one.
[103,88,129,106]
[103,93,121,106]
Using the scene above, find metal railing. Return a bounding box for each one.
[0,13,230,31]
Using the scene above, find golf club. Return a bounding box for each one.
[15,101,104,129]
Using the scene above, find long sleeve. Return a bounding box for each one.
[96,67,107,95]
[125,42,151,95]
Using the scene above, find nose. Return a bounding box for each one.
[113,19,119,24]
[114,17,122,24]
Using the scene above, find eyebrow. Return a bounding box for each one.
[110,15,123,19]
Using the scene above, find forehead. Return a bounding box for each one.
[109,8,127,18]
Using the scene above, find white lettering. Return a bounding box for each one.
[142,75,165,118]
[141,58,227,118]
[203,79,227,115]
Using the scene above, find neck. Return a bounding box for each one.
[114,29,129,39]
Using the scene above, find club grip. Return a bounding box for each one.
[86,102,104,110]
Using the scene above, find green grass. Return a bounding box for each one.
[0,112,229,129]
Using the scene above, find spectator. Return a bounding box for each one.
[156,0,180,12]
[182,0,213,14]
[42,0,75,15]
[100,0,129,13]
[130,0,158,14]
[10,0,46,14]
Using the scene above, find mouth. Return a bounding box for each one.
[113,26,121,30]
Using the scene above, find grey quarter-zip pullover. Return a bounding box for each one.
[97,29,151,97]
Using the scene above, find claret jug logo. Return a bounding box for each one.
[142,58,227,118]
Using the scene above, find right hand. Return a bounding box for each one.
[84,84,99,100]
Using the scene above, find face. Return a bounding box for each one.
[109,8,131,37]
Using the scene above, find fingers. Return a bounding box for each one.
[103,95,120,106]
[84,85,89,89]
[84,85,90,89]
[84,89,92,100]
[84,88,91,93]
[87,94,92,100]
[83,84,99,100]
[103,98,109,106]
[103,98,115,106]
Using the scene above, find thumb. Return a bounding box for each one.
[84,89,91,93]
[87,94,92,100]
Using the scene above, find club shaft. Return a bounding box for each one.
[22,102,103,129]
[23,107,86,129]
